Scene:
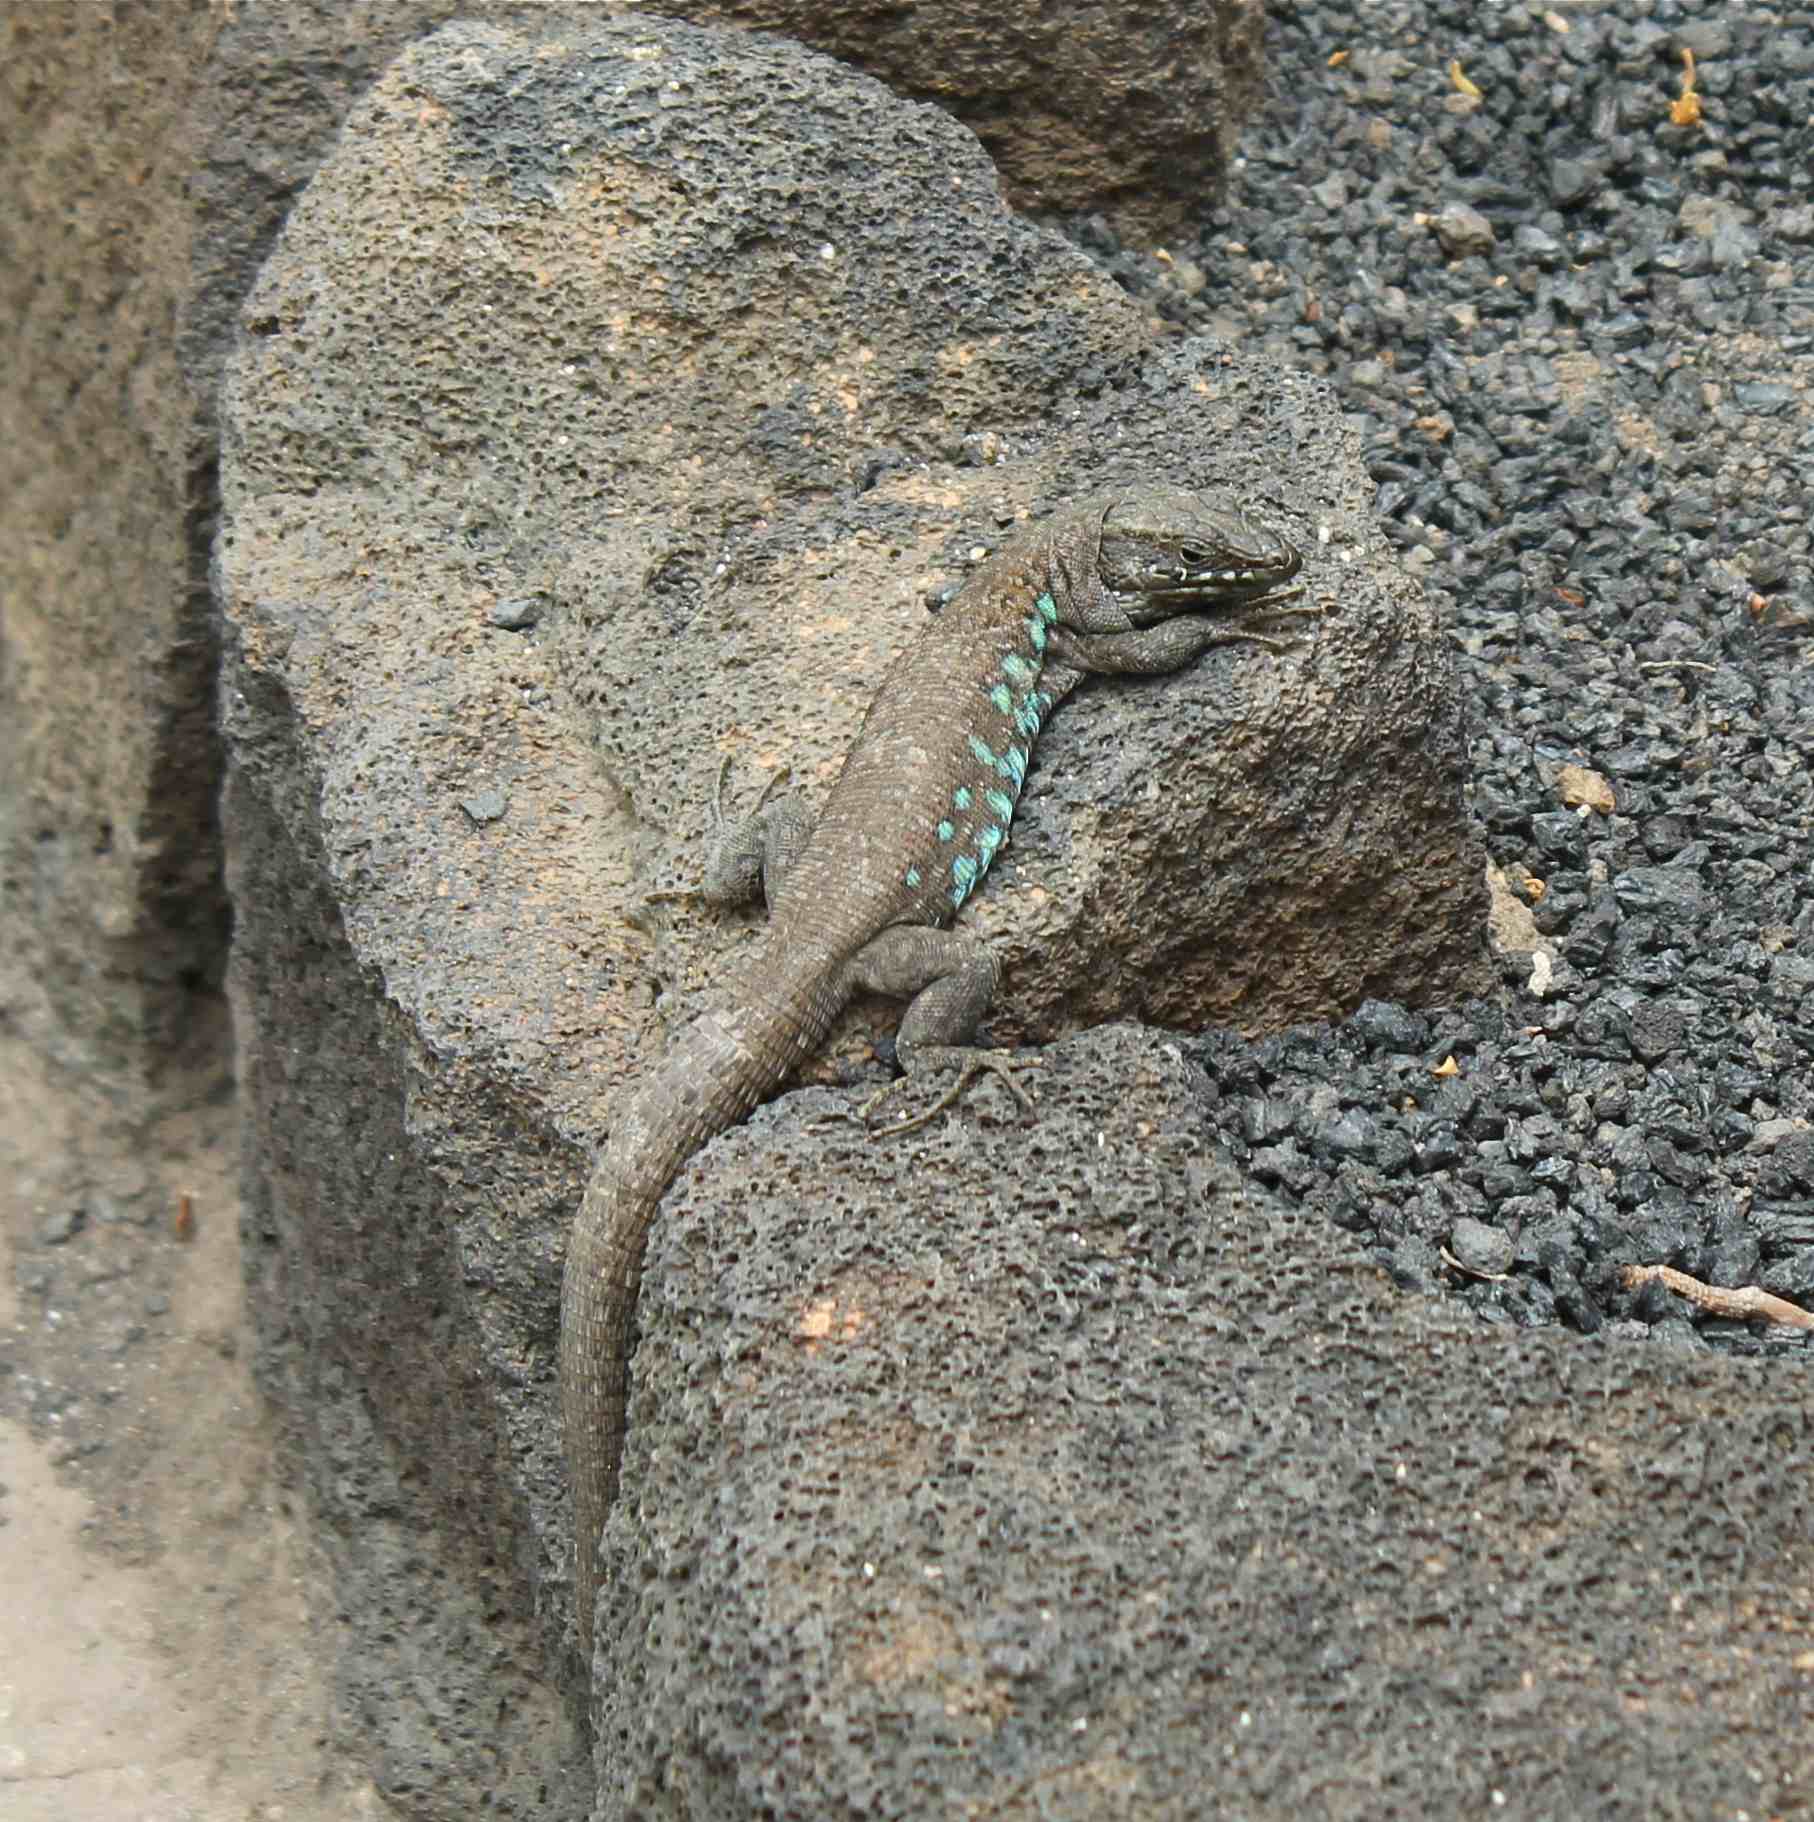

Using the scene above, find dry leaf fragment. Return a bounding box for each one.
[1748,592,1810,630]
[1670,48,1702,127]
[1556,764,1615,814]
[1449,60,1481,99]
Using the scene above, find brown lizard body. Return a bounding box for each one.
[561,486,1306,1666]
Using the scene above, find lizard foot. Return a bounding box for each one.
[861,1049,1040,1140]
[1204,585,1329,653]
[643,759,796,906]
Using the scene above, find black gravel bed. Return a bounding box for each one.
[1072,1,1814,1355]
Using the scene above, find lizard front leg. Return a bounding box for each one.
[1049,593,1321,675]
[839,925,1036,1137]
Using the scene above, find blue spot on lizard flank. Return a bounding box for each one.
[953,786,973,811]
[1001,654,1036,684]
[1026,615,1047,653]
[988,683,1015,715]
[999,744,1028,787]
[985,788,1014,820]
[968,734,997,767]
[1015,695,1043,737]
[977,825,1005,859]
[904,866,922,888]
[950,853,979,904]
[936,819,955,842]
[1035,591,1059,624]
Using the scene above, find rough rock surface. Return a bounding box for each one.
[4,0,1225,1117]
[217,12,1477,1815]
[0,3,229,1101]
[601,1021,1811,1820]
[610,0,1269,234]
[551,317,1480,1053]
[3,0,1811,1819]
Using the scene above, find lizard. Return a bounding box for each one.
[561,484,1308,1666]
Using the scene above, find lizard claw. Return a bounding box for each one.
[1199,584,1330,653]
[711,755,792,828]
[640,881,703,907]
[861,1049,1040,1140]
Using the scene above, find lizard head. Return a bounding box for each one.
[1092,486,1302,628]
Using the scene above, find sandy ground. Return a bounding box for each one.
[0,1029,392,1821]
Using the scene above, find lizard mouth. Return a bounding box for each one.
[1117,539,1304,619]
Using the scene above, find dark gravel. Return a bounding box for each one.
[1073,0,1814,1355]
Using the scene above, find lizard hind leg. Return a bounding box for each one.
[841,926,1038,1138]
[700,757,815,913]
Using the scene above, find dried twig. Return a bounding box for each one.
[1624,1264,1814,1331]
[1441,1245,1509,1283]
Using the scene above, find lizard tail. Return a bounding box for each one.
[562,963,846,1667]
[560,1160,644,1670]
